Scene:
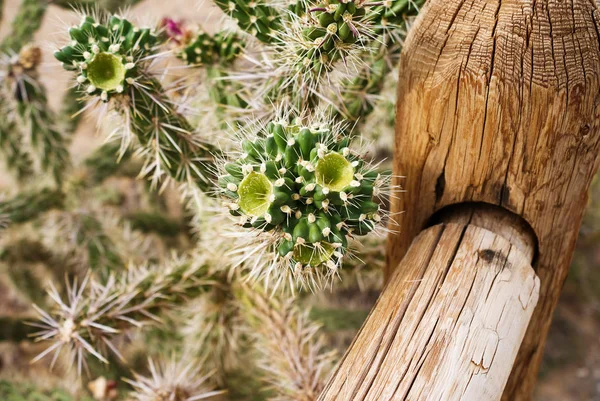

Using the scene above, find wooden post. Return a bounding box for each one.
[384,0,600,399]
[318,205,539,400]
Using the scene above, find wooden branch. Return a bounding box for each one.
[319,209,539,401]
[387,0,600,398]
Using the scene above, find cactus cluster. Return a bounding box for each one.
[55,15,158,102]
[219,119,387,275]
[178,30,244,66]
[0,0,426,397]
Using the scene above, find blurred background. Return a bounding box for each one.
[0,1,598,400]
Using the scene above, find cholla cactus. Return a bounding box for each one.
[218,117,392,290]
[214,0,282,43]
[177,30,245,66]
[0,0,427,397]
[0,44,71,185]
[30,254,213,372]
[125,358,223,401]
[0,187,64,224]
[242,289,336,401]
[55,13,217,190]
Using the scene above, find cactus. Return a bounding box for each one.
[178,30,245,66]
[31,254,214,369]
[1,45,71,185]
[0,188,64,224]
[213,0,282,43]
[0,0,427,397]
[54,14,217,190]
[0,0,47,53]
[81,141,133,185]
[125,358,223,401]
[0,101,34,181]
[218,118,392,289]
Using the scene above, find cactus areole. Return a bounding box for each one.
[219,120,387,271]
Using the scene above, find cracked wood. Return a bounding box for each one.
[319,220,539,401]
[387,0,600,398]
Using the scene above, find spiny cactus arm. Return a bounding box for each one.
[54,14,218,191]
[336,55,388,123]
[128,77,217,191]
[0,188,64,224]
[0,104,34,181]
[16,76,71,185]
[0,0,47,52]
[76,214,124,272]
[213,0,282,43]
[82,141,133,185]
[59,85,84,135]
[30,255,215,371]
[239,289,336,401]
[334,0,424,123]
[205,66,248,122]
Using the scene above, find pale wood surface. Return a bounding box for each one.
[387,0,600,398]
[320,220,539,401]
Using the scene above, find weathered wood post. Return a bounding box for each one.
[318,0,600,400]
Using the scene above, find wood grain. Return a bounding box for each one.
[319,220,539,401]
[387,0,600,398]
